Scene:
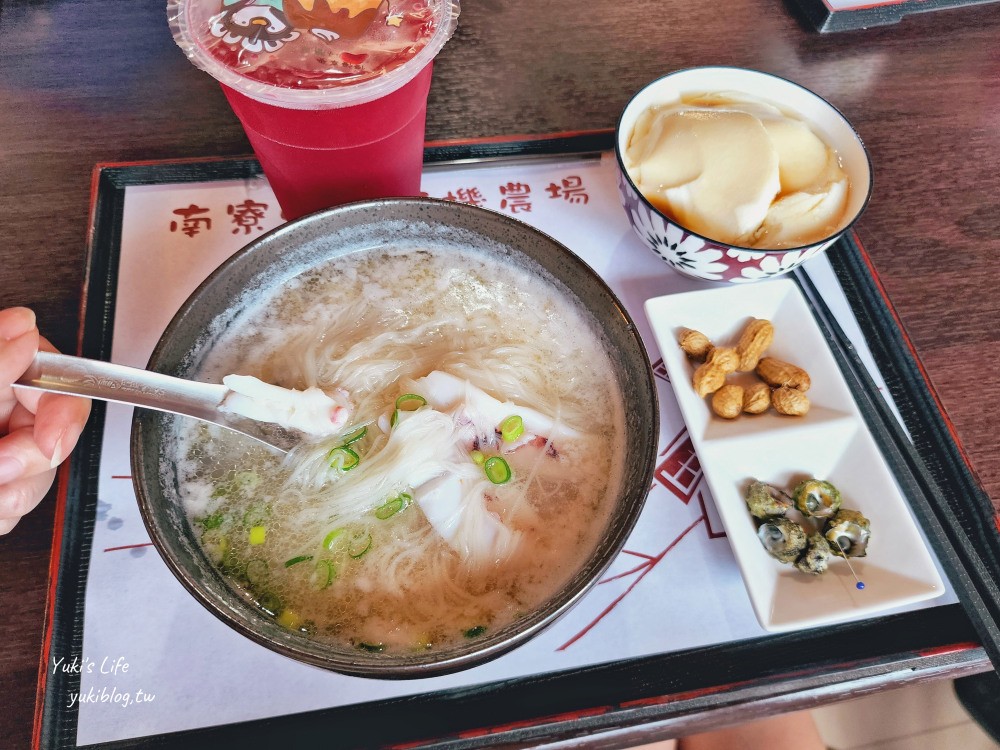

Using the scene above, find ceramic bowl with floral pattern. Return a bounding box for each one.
[615,67,872,283]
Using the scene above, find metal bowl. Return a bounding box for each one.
[131,197,658,678]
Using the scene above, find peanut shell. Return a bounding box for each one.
[756,357,811,392]
[692,362,726,397]
[711,384,744,419]
[678,328,712,360]
[772,386,810,416]
[742,381,771,414]
[735,318,775,371]
[707,346,739,373]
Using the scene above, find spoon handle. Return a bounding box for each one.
[13,351,228,424]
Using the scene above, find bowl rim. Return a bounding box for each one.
[130,196,660,678]
[614,65,874,255]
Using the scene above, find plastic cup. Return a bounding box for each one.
[168,1,460,220]
[219,62,433,218]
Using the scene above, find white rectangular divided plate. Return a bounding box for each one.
[644,278,945,632]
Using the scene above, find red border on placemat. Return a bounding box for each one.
[33,463,72,750]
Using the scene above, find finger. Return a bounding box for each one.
[16,393,91,465]
[0,426,62,483]
[0,310,40,387]
[0,516,21,535]
[0,307,37,341]
[7,333,92,464]
[10,334,66,415]
[0,468,56,523]
[0,328,40,432]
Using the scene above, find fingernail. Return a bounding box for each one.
[50,435,67,469]
[0,457,25,484]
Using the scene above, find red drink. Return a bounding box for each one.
[169,0,460,219]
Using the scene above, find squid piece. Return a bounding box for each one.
[411,370,581,450]
[414,472,521,567]
[220,374,351,436]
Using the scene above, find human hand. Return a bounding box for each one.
[0,308,91,534]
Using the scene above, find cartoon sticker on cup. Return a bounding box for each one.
[284,0,387,41]
[210,1,300,54]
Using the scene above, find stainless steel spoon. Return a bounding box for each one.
[13,351,300,453]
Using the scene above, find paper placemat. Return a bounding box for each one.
[69,152,955,745]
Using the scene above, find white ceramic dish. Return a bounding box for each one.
[644,278,945,632]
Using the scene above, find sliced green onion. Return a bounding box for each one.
[257,591,282,616]
[313,559,335,590]
[284,554,314,568]
[484,456,512,485]
[323,527,345,550]
[463,625,487,638]
[348,531,373,559]
[328,446,360,471]
[341,425,367,445]
[220,549,245,577]
[245,558,268,585]
[198,511,225,530]
[248,525,267,545]
[375,492,411,520]
[356,642,385,653]
[500,415,525,443]
[375,499,401,520]
[470,449,486,465]
[395,393,427,411]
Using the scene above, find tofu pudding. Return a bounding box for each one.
[623,92,851,250]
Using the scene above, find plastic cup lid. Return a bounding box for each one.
[168,0,460,110]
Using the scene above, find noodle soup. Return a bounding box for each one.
[171,245,626,655]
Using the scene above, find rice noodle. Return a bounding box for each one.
[172,246,625,651]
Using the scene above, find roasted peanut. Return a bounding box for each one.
[772,386,811,416]
[711,384,744,419]
[692,365,725,398]
[756,356,811,392]
[678,328,713,360]
[742,381,772,414]
[707,346,739,373]
[735,318,775,371]
[692,346,739,397]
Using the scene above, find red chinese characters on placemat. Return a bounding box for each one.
[434,173,592,214]
[169,204,212,237]
[169,200,274,238]
[166,174,591,237]
[546,175,589,204]
[500,182,531,213]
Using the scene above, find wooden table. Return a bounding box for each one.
[2,1,999,747]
